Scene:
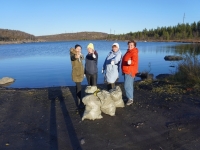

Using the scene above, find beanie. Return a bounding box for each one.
[87,43,94,50]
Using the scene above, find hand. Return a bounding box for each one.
[84,74,86,78]
[102,69,104,74]
[75,54,80,59]
[128,60,131,65]
[111,60,115,65]
[92,53,96,58]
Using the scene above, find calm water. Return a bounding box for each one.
[0,41,195,88]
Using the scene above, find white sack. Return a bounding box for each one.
[110,86,125,108]
[85,86,98,94]
[82,95,103,121]
[97,90,116,116]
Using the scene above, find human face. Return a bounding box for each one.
[128,42,135,50]
[112,46,119,52]
[75,46,81,53]
[87,47,93,53]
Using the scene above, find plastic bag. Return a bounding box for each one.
[97,90,116,116]
[85,86,98,94]
[82,95,103,121]
[110,86,124,108]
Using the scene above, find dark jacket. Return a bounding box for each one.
[70,48,84,82]
[85,50,98,75]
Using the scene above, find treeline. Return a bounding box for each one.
[37,32,108,41]
[0,29,36,41]
[110,21,200,41]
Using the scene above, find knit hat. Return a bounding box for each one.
[112,43,119,49]
[87,43,94,50]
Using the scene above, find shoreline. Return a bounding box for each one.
[1,39,200,45]
[0,40,46,45]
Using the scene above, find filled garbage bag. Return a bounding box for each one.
[85,86,98,94]
[82,95,103,121]
[110,86,125,108]
[97,90,116,116]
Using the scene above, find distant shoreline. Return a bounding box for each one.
[1,39,200,45]
[0,40,46,45]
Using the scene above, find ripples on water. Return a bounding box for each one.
[0,41,197,88]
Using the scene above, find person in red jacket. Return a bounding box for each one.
[121,40,139,105]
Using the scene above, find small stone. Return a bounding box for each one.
[80,138,85,145]
[5,143,9,146]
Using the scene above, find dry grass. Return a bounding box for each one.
[171,54,200,86]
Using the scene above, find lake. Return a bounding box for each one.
[0,41,198,88]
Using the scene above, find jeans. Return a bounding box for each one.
[124,74,135,100]
[86,73,97,86]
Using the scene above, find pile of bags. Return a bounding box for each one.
[82,86,125,121]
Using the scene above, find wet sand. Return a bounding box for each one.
[0,83,200,150]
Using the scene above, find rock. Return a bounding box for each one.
[164,55,183,61]
[80,138,85,145]
[0,77,15,85]
[5,143,10,146]
[137,72,154,80]
[156,74,172,80]
[169,65,175,67]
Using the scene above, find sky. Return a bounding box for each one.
[0,0,200,36]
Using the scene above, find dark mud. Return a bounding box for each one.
[0,83,200,150]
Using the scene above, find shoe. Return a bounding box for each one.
[126,99,133,106]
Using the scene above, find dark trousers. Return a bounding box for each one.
[75,82,82,105]
[107,78,119,91]
[107,83,115,91]
[86,73,97,86]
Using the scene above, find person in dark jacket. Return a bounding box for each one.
[85,43,98,86]
[70,44,84,108]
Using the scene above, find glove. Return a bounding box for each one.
[92,53,96,58]
[111,60,115,65]
[128,60,131,65]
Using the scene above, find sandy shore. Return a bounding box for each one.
[0,83,200,150]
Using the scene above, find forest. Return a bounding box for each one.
[110,21,200,41]
[0,29,36,41]
[1,20,200,42]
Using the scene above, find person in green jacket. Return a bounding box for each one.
[70,44,84,108]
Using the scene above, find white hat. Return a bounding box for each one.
[112,43,119,49]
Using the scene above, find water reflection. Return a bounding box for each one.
[168,44,200,55]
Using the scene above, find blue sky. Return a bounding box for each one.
[1,0,200,36]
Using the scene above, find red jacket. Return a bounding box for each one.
[121,48,139,77]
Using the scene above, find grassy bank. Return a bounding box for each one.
[170,54,200,88]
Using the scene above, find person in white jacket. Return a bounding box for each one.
[102,43,122,90]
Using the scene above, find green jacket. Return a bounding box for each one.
[70,48,84,82]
